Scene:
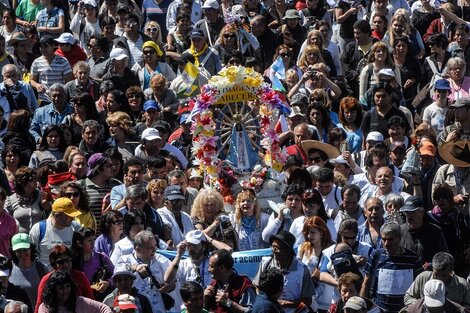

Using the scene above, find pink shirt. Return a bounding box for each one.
[38,296,111,313]
[448,76,470,102]
[0,209,17,258]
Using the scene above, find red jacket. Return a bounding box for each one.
[423,18,455,42]
[286,144,308,164]
[55,45,87,68]
[207,273,255,313]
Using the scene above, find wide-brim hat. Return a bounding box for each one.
[269,230,295,254]
[439,140,470,168]
[8,32,27,46]
[301,140,341,159]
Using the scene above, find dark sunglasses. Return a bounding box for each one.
[223,33,236,39]
[55,258,72,265]
[65,192,80,198]
[279,53,291,58]
[146,27,158,32]
[142,50,155,55]
[309,156,323,163]
[128,93,142,99]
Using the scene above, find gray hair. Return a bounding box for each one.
[126,183,148,200]
[380,222,401,238]
[1,63,18,77]
[432,252,454,272]
[82,120,100,133]
[445,57,466,74]
[168,169,186,180]
[384,193,404,208]
[134,230,156,247]
[365,197,384,209]
[5,301,28,313]
[49,83,65,93]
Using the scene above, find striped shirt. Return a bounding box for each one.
[80,178,121,227]
[31,55,72,100]
[364,248,423,313]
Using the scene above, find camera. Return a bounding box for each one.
[218,215,230,223]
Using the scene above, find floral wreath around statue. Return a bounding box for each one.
[191,66,289,204]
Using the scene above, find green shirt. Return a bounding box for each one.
[16,0,44,22]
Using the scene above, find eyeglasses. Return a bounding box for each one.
[65,192,80,198]
[223,33,236,39]
[126,22,138,27]
[341,235,357,240]
[142,50,155,55]
[55,258,72,265]
[128,93,142,99]
[112,219,124,225]
[146,27,158,32]
[307,52,318,57]
[279,53,291,58]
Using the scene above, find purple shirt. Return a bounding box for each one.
[83,251,114,284]
[94,234,114,258]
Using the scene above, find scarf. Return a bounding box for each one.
[188,43,209,67]
[241,215,256,235]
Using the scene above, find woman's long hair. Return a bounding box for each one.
[234,189,261,227]
[42,270,77,313]
[38,124,66,152]
[299,216,333,259]
[71,227,94,271]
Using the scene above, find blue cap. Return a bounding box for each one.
[400,196,424,212]
[434,79,451,91]
[190,29,205,39]
[164,185,185,201]
[180,113,191,124]
[143,100,159,112]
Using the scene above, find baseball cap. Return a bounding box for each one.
[450,97,470,109]
[115,294,138,311]
[390,141,406,152]
[377,68,395,78]
[110,48,128,61]
[288,106,305,118]
[424,279,446,308]
[113,262,136,278]
[164,185,185,201]
[143,100,160,112]
[185,230,206,244]
[344,297,367,311]
[52,197,81,217]
[419,140,436,156]
[141,128,162,141]
[202,0,220,9]
[11,233,31,251]
[83,0,97,6]
[87,153,107,177]
[400,196,424,212]
[117,3,129,13]
[366,131,384,142]
[434,79,451,91]
[190,29,205,39]
[329,155,348,165]
[54,33,75,45]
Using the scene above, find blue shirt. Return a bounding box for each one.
[251,292,284,313]
[357,221,383,250]
[30,102,73,143]
[364,248,422,313]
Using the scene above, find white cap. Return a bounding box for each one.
[424,279,446,308]
[110,48,128,61]
[0,269,10,277]
[377,68,395,78]
[185,230,206,244]
[329,155,348,165]
[83,0,97,6]
[141,128,162,141]
[366,131,384,142]
[288,106,305,118]
[202,0,220,9]
[54,33,75,45]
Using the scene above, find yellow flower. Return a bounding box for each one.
[225,67,239,83]
[250,177,257,185]
[273,161,283,172]
[207,166,218,176]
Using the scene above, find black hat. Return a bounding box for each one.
[39,35,55,45]
[152,120,172,134]
[400,196,424,212]
[269,230,295,254]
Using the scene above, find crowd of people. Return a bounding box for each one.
[0,0,468,311]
